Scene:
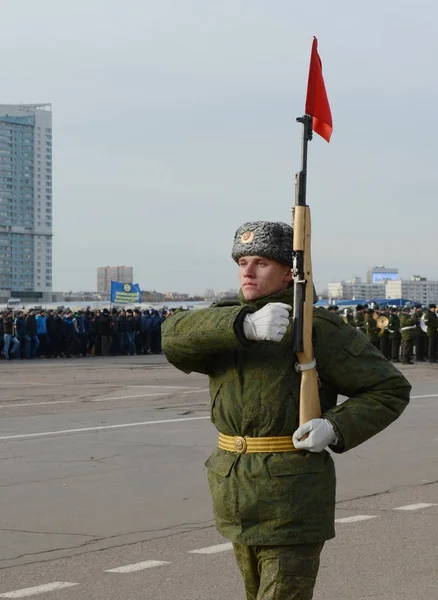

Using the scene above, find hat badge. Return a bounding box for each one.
[240,231,254,244]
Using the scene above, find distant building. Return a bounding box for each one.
[0,104,53,303]
[217,289,239,299]
[164,292,190,300]
[141,290,166,303]
[328,280,385,300]
[204,288,215,301]
[386,276,438,305]
[366,266,399,284]
[97,266,133,294]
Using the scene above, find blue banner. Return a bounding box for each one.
[110,282,142,304]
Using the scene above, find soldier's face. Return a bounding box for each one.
[238,256,292,300]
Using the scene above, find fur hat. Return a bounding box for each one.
[231,221,293,266]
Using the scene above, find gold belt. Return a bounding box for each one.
[218,432,297,454]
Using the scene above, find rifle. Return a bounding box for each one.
[292,114,321,426]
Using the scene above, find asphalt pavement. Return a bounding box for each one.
[0,355,437,599]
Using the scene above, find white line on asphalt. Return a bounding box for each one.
[105,560,170,573]
[0,382,196,389]
[394,503,437,511]
[0,400,76,409]
[411,394,438,399]
[0,582,79,598]
[0,382,61,386]
[335,515,378,523]
[122,385,201,389]
[0,388,209,408]
[0,415,210,441]
[91,388,209,401]
[189,543,233,554]
[90,393,171,402]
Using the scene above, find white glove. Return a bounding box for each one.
[243,303,292,342]
[293,419,337,453]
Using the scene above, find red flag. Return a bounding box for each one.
[305,37,333,142]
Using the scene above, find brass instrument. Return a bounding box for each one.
[376,316,389,330]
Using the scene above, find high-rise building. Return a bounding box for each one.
[0,104,53,302]
[386,276,438,306]
[366,266,399,284]
[97,265,133,294]
[328,280,385,300]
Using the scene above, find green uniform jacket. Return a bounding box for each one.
[353,312,365,333]
[388,314,400,338]
[365,315,378,343]
[162,288,411,546]
[399,313,419,341]
[423,310,438,337]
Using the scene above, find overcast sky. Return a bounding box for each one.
[2,0,437,295]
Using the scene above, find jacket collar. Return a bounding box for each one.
[239,286,294,310]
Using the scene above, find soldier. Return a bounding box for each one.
[364,307,379,348]
[353,304,366,334]
[346,308,355,327]
[400,306,419,365]
[413,305,427,361]
[327,305,339,314]
[388,306,401,363]
[341,308,355,327]
[423,303,438,363]
[162,221,410,600]
[377,306,391,359]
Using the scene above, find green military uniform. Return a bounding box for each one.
[353,309,365,334]
[423,307,438,363]
[364,312,379,348]
[399,310,419,364]
[345,311,355,327]
[387,311,401,362]
[162,288,411,599]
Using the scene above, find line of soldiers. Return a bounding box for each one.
[327,303,438,365]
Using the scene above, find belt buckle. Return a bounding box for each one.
[234,436,247,454]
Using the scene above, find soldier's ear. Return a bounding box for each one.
[285,269,293,282]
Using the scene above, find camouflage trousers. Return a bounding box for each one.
[233,542,324,600]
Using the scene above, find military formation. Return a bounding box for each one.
[327,303,438,365]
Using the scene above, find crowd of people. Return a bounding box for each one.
[0,307,176,360]
[2,301,437,366]
[328,302,438,365]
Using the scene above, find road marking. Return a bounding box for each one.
[189,543,233,554]
[335,515,378,523]
[411,394,438,399]
[0,388,209,408]
[0,400,76,409]
[90,393,171,402]
[105,560,170,573]
[0,382,61,387]
[0,582,79,598]
[0,415,210,441]
[0,382,195,389]
[123,385,200,389]
[394,503,437,511]
[91,389,209,401]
